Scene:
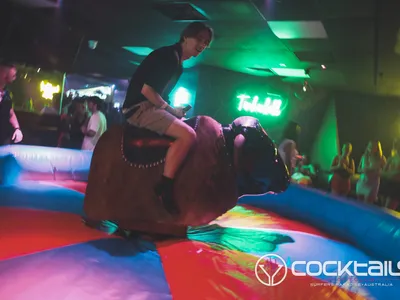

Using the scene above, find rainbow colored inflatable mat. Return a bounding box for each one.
[0,145,399,300]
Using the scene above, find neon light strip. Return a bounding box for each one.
[67,86,112,100]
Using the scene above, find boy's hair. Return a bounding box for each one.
[179,22,213,45]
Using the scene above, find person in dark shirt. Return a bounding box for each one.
[0,63,23,145]
[122,22,213,215]
[58,98,89,149]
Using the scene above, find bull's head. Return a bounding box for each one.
[230,116,290,196]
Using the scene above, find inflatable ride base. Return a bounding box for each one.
[0,145,92,184]
[1,181,400,300]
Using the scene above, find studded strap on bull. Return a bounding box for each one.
[121,117,199,169]
[83,115,289,237]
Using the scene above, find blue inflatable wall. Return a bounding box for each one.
[239,184,400,264]
[0,145,92,184]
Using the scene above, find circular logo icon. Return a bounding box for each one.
[255,254,288,286]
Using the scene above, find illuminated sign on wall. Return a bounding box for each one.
[40,81,60,100]
[237,94,283,116]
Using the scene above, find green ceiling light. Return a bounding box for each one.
[123,46,154,56]
[237,94,282,116]
[267,21,328,39]
[271,68,310,78]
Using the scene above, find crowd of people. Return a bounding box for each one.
[330,140,400,210]
[279,121,400,211]
[1,62,109,151]
[58,96,107,151]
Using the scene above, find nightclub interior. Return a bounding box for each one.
[0,0,399,299]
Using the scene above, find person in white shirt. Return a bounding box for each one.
[81,96,107,151]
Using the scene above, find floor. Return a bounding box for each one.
[0,180,399,300]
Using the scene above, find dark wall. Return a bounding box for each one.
[15,111,60,147]
[335,92,400,164]
[195,65,330,156]
[311,98,340,170]
[295,95,331,156]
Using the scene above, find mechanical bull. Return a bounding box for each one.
[83,115,290,237]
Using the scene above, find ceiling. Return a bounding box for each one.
[1,0,400,95]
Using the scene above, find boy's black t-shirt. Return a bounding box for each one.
[123,43,183,110]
